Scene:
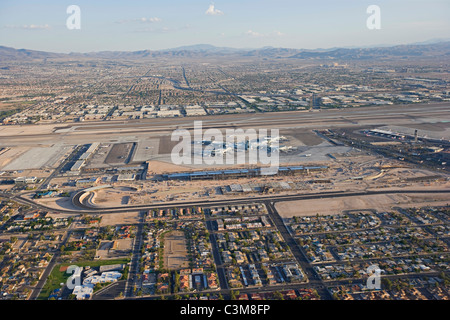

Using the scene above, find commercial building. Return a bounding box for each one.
[70,143,100,173]
[76,177,100,187]
[117,173,136,181]
[83,271,122,285]
[157,109,181,117]
[163,166,328,181]
[185,105,207,116]
[282,263,305,282]
[70,160,85,172]
[14,176,37,184]
[99,264,125,273]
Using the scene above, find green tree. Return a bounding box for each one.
[382,278,393,291]
[273,291,284,300]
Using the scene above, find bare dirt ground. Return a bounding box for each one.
[36,195,82,212]
[163,230,189,270]
[147,160,193,174]
[96,239,133,259]
[93,187,137,207]
[275,192,450,218]
[99,211,140,226]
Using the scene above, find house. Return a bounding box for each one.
[235,251,246,264]
[180,275,190,290]
[222,251,232,264]
[157,283,169,292]
[237,293,249,300]
[207,273,218,289]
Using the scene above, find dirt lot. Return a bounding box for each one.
[94,187,137,207]
[147,160,193,174]
[163,230,189,270]
[96,239,133,259]
[275,192,450,217]
[99,211,140,226]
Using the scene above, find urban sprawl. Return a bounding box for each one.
[0,42,449,301]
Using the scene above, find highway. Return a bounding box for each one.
[1,188,449,215]
[70,188,450,213]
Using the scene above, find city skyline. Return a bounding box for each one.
[0,0,449,53]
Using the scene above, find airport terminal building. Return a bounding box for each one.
[162,165,328,181]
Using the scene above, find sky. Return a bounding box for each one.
[0,0,449,53]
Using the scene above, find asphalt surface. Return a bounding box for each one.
[124,211,146,298]
[1,103,449,143]
[70,188,450,213]
[205,219,229,291]
[1,188,449,216]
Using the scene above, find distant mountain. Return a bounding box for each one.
[0,46,64,61]
[287,42,450,60]
[1,41,449,62]
[410,38,450,46]
[162,44,245,53]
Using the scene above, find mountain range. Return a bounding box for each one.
[1,40,449,62]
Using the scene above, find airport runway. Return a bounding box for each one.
[1,103,449,146]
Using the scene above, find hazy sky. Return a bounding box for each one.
[0,0,449,52]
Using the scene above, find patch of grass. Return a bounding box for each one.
[38,267,71,300]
